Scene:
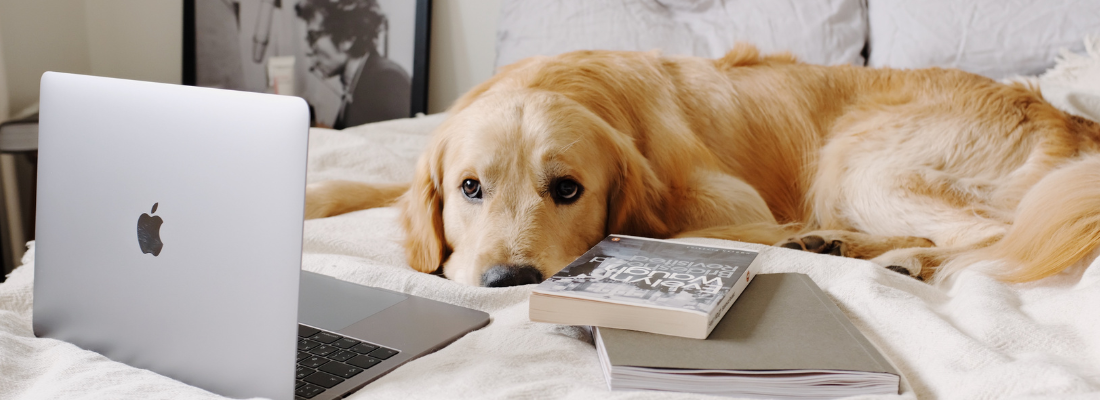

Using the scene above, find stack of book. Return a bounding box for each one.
[529,235,900,399]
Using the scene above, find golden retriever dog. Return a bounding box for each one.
[304,44,1100,287]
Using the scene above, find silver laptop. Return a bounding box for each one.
[32,72,489,400]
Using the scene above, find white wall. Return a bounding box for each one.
[0,0,501,117]
[84,0,182,88]
[428,0,501,113]
[0,0,93,116]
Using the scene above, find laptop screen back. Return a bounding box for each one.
[33,72,309,400]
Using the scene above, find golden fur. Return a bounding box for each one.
[305,44,1100,286]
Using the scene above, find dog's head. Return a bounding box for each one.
[397,89,669,287]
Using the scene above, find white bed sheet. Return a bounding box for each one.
[5,44,1100,400]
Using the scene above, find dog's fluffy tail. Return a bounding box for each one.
[937,155,1100,283]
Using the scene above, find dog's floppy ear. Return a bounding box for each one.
[604,129,671,237]
[399,137,449,273]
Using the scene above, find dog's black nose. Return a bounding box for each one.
[481,264,543,287]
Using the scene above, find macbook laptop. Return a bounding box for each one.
[32,72,489,400]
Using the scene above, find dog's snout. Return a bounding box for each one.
[481,264,543,287]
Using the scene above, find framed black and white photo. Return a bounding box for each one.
[183,0,431,129]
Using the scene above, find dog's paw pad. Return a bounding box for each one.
[780,241,805,250]
[885,265,924,281]
[800,235,827,252]
[780,235,845,256]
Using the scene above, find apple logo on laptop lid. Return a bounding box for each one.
[137,203,164,256]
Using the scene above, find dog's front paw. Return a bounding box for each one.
[779,234,846,256]
[872,251,926,281]
[885,265,923,280]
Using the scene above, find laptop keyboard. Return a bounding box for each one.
[295,324,400,399]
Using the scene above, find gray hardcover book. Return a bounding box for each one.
[594,273,900,399]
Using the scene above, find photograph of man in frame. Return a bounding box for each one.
[190,0,422,129]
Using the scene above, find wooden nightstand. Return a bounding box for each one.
[0,112,37,279]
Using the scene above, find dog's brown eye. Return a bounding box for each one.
[553,179,582,204]
[462,179,482,199]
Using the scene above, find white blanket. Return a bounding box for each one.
[6,48,1100,400]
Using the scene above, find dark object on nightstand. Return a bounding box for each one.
[0,112,38,281]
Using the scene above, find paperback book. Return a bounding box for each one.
[529,235,761,339]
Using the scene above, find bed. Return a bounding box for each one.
[5,2,1100,399]
[4,51,1100,397]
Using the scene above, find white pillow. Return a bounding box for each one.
[867,0,1100,79]
[1040,36,1100,122]
[495,0,867,70]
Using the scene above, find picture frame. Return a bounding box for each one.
[183,0,431,129]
